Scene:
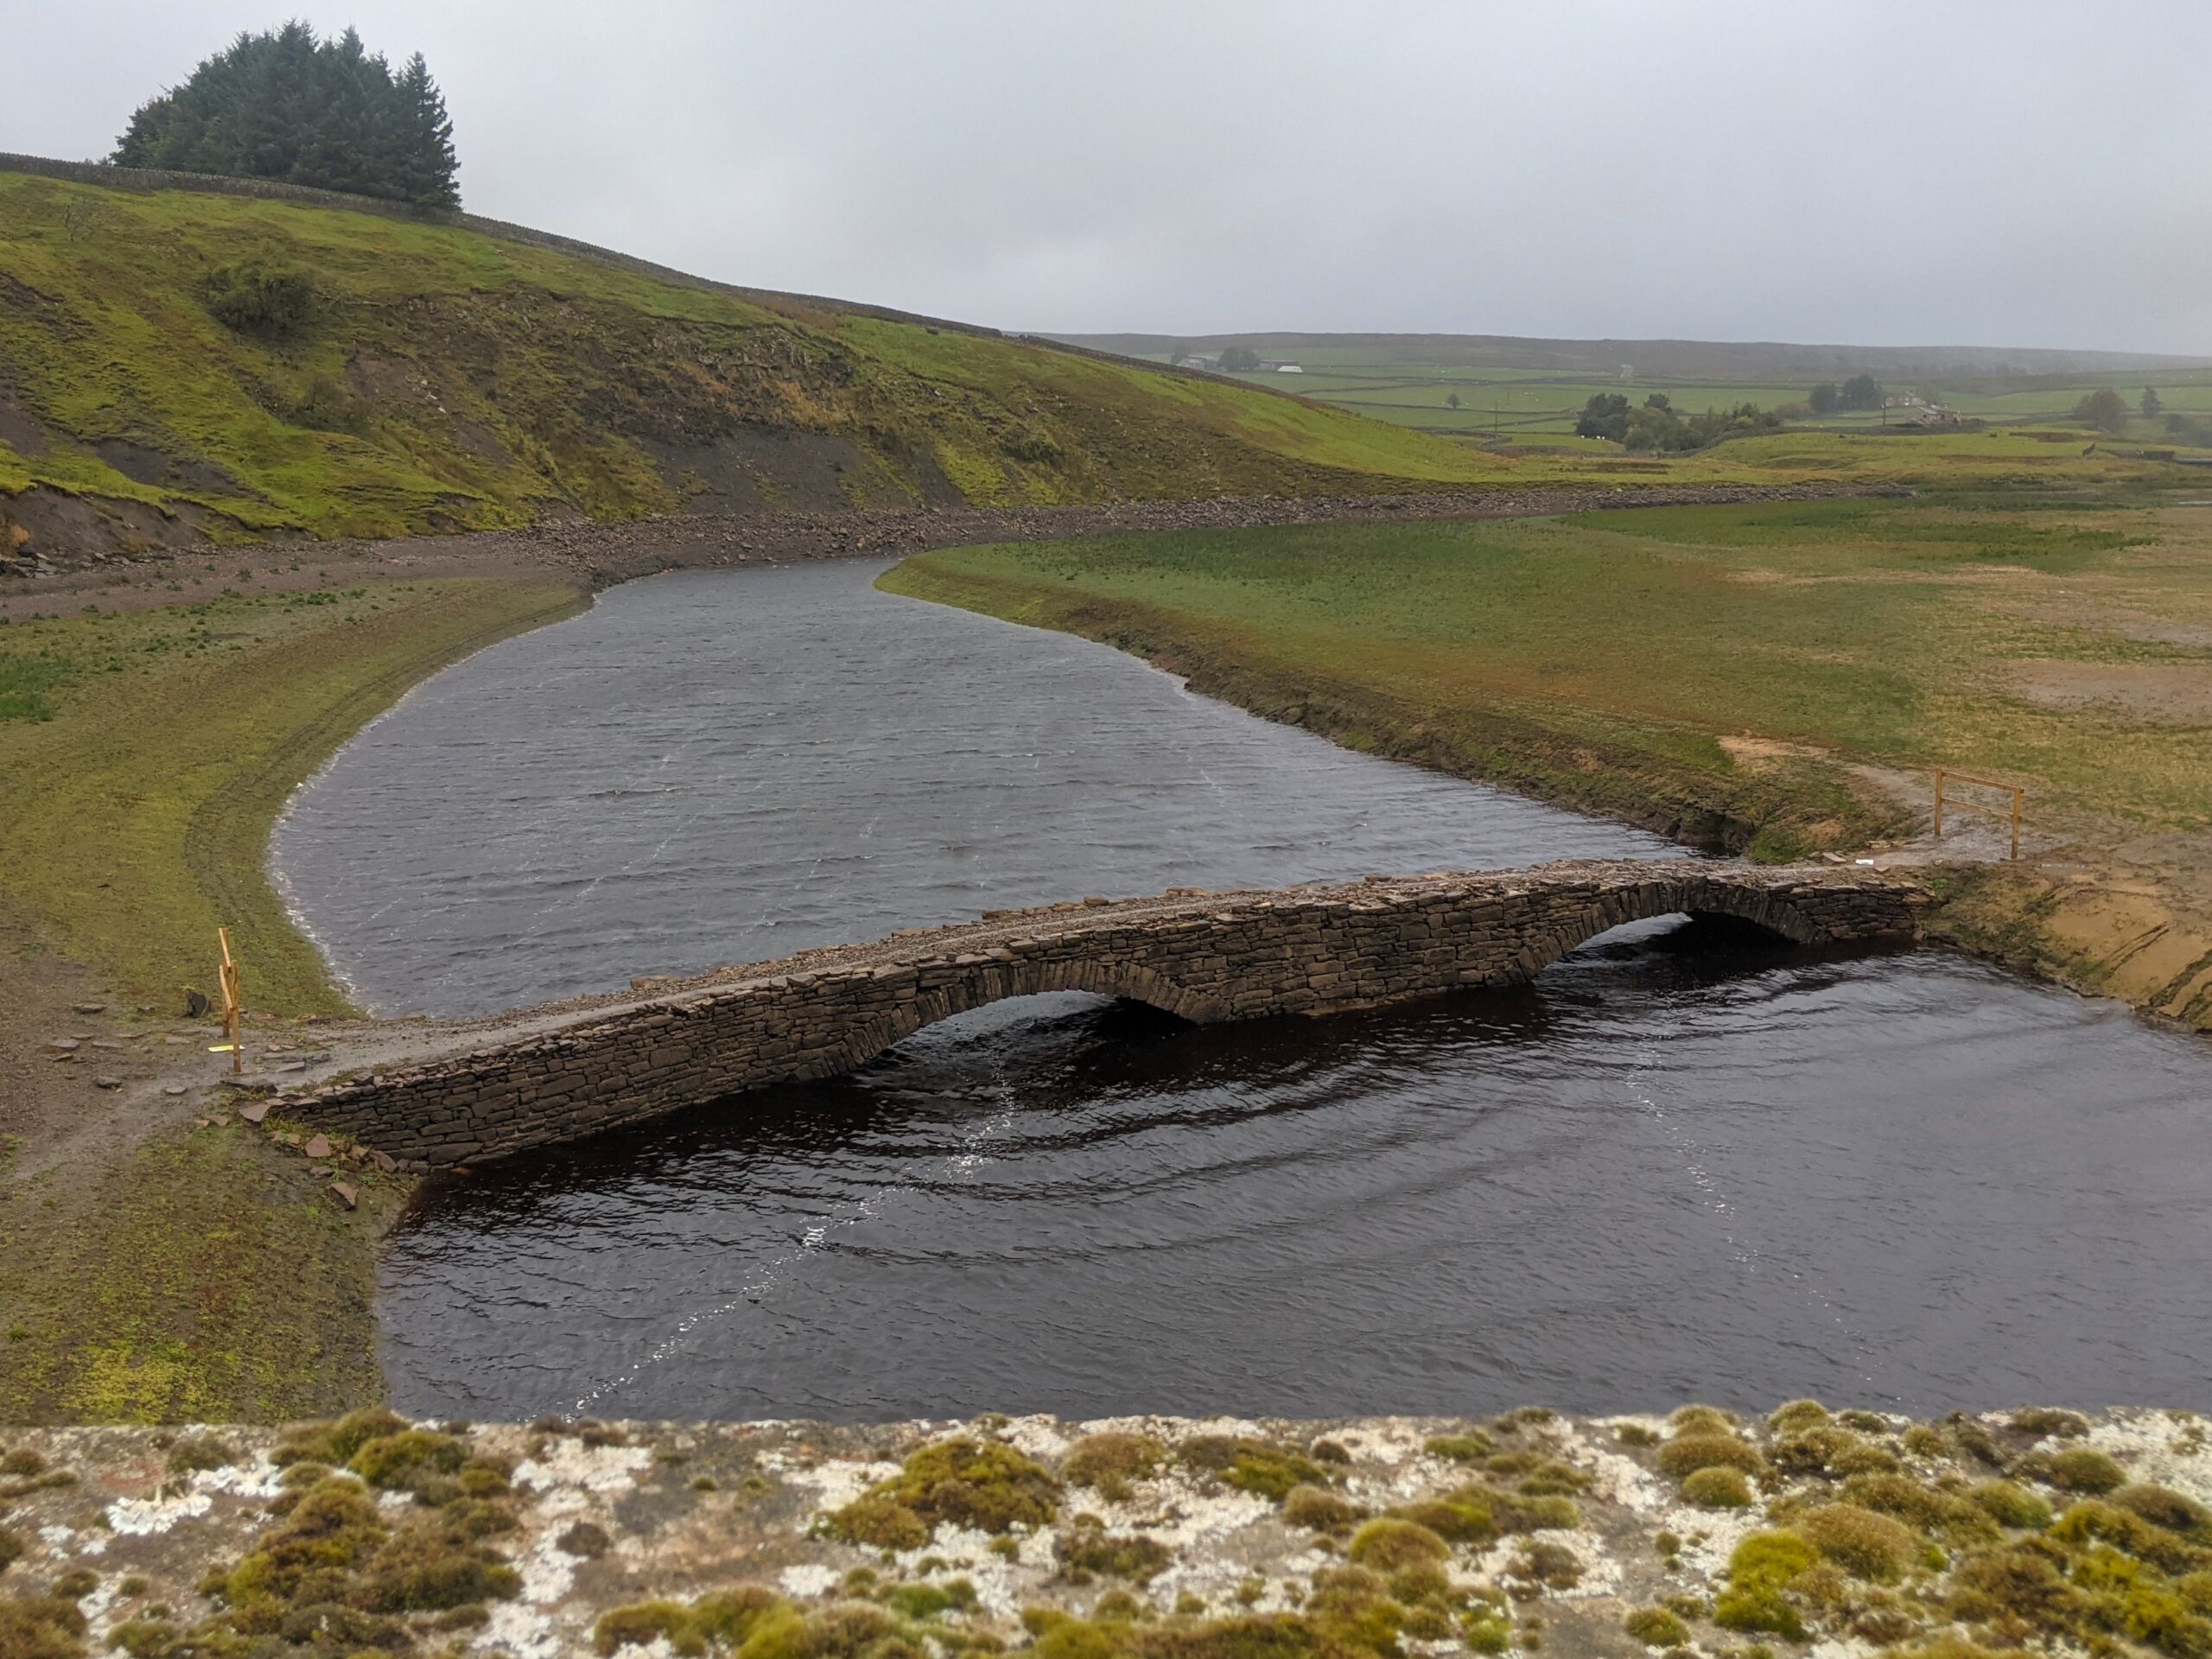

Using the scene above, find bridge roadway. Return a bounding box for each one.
[296,858,1931,1167]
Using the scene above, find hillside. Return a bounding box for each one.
[0,165,1502,561]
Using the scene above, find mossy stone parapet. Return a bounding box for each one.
[296,859,1931,1166]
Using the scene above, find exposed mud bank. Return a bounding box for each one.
[0,482,1899,597]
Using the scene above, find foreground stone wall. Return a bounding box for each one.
[2,1403,2204,1659]
[295,861,1928,1168]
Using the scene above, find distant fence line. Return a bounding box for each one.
[0,151,1283,400]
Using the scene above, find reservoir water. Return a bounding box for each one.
[273,561,2212,1422]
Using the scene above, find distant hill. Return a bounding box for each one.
[1052,332,2212,382]
[0,159,1499,559]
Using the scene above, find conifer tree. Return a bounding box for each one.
[111,22,461,208]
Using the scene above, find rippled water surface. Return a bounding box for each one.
[274,561,2212,1421]
[276,562,1668,1018]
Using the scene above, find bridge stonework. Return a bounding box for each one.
[297,860,1929,1166]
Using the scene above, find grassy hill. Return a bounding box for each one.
[0,168,1504,556]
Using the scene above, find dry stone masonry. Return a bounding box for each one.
[296,859,1929,1166]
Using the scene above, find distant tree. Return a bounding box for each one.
[111,22,461,207]
[1574,392,1631,442]
[1217,346,1262,372]
[1168,344,1189,365]
[1839,374,1883,411]
[2141,387,2164,420]
[1643,392,1670,411]
[1808,382,1840,416]
[2074,388,2131,435]
[1445,391,1461,410]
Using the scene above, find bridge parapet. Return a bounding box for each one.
[296,860,1929,1166]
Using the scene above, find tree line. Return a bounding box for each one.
[111,22,460,208]
[1808,375,1884,415]
[1574,392,1783,453]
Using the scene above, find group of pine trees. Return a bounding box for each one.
[111,22,459,208]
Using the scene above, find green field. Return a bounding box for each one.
[0,575,582,1013]
[1058,334,2212,446]
[0,171,1514,550]
[880,499,2212,877]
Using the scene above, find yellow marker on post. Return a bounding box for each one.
[207,927,244,1074]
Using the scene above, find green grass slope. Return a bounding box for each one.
[0,169,1502,548]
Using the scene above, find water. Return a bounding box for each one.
[274,561,2212,1421]
[274,563,1673,1018]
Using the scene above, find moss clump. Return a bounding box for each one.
[1424,1433,1497,1463]
[1771,1424,1885,1478]
[1346,1519,1449,1572]
[2032,1446,2126,1495]
[112,1434,527,1656]
[1843,1473,1999,1545]
[829,1438,1061,1548]
[164,1433,237,1474]
[1682,1466,1753,1509]
[1796,1503,1916,1582]
[2010,1408,2089,1440]
[1282,1485,1363,1535]
[593,1586,821,1659]
[2113,1484,2212,1541]
[880,1580,977,1621]
[1624,1605,1690,1647]
[1714,1532,1818,1639]
[1507,1540,1582,1592]
[1768,1400,1831,1435]
[1967,1480,2051,1531]
[1616,1423,1661,1448]
[1056,1520,1171,1585]
[347,1427,468,1497]
[1669,1405,1738,1435]
[1484,1491,1580,1535]
[1477,1451,1591,1497]
[274,1408,409,1468]
[1063,1433,1166,1502]
[1657,1433,1764,1480]
[0,1525,22,1573]
[1178,1437,1329,1503]
[1391,1491,1497,1545]
[2050,1499,2212,1577]
[0,1595,89,1659]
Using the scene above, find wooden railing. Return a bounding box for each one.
[1933,768,2024,861]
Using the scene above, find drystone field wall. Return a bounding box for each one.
[296,860,1927,1166]
[294,861,1928,1168]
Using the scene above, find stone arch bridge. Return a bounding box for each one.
[299,859,1929,1166]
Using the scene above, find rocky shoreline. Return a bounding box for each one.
[3,1404,2208,1659]
[1,483,1902,605]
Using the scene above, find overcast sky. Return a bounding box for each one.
[7,2,2209,353]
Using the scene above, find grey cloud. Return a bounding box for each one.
[6,0,2207,351]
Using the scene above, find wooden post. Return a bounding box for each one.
[1933,768,1945,839]
[218,926,241,1075]
[2011,787,2022,861]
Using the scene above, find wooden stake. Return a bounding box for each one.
[218,926,242,1075]
[1933,768,1945,839]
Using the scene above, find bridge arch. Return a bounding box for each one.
[1508,874,1827,981]
[799,957,1231,1081]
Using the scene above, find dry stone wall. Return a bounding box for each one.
[296,860,1929,1166]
